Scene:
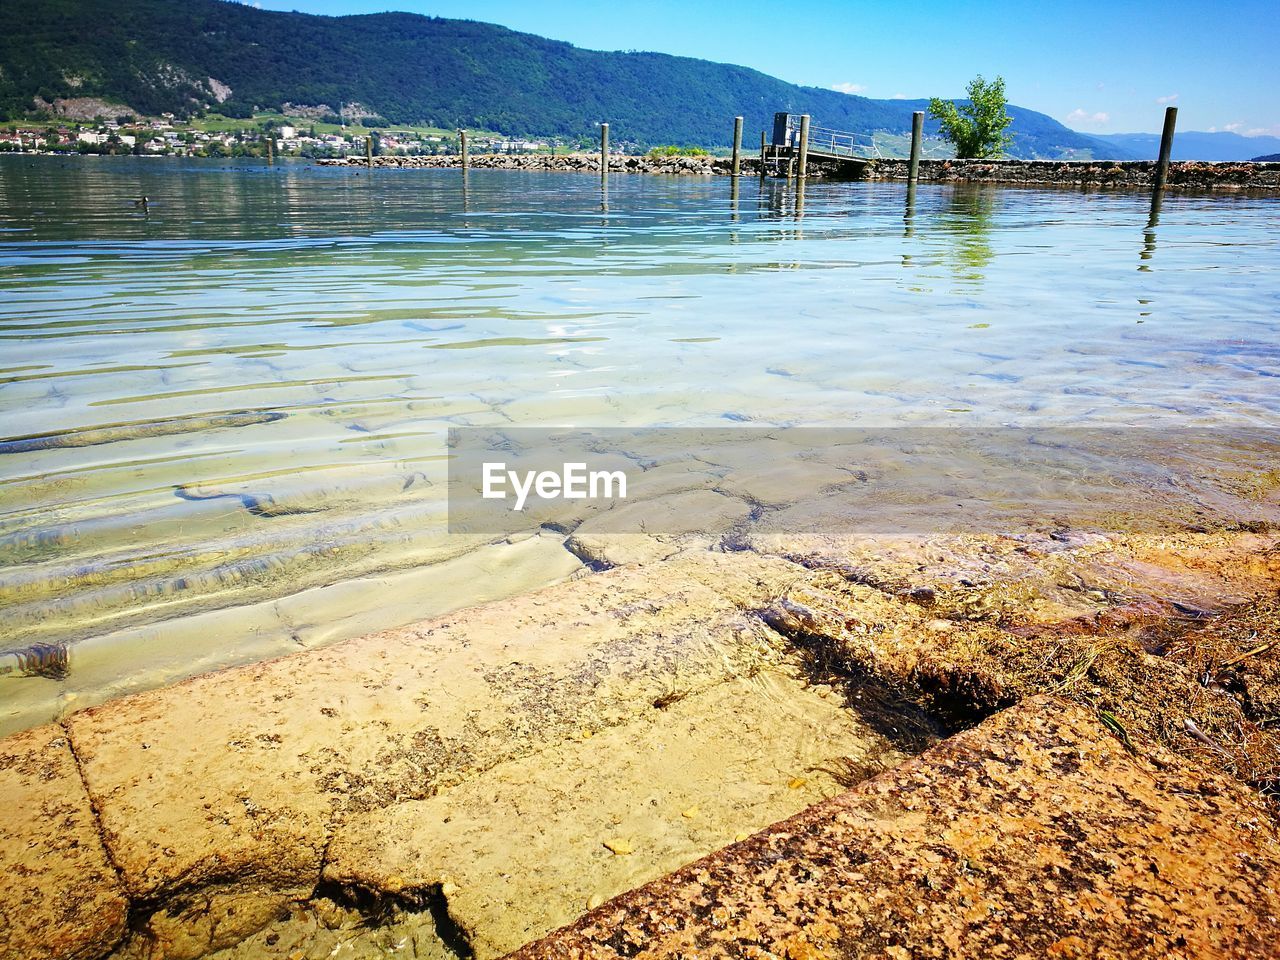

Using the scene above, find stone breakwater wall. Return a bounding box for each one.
[319,152,757,176]
[869,157,1280,190]
[321,152,1280,189]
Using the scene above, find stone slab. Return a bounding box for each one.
[324,671,908,958]
[61,552,802,908]
[0,724,127,960]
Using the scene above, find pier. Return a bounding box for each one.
[763,111,880,178]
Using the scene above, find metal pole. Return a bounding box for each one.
[600,122,609,179]
[459,129,468,170]
[908,110,923,185]
[731,116,743,177]
[796,114,810,179]
[1154,106,1177,192]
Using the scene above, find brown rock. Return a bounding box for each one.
[514,695,1280,960]
[0,725,127,960]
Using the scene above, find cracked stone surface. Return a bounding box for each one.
[513,695,1280,960]
[324,670,910,959]
[0,724,127,960]
[55,551,802,952]
[3,527,1278,960]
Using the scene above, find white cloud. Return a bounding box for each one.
[1156,93,1178,105]
[830,82,867,95]
[1245,126,1280,137]
[1066,109,1110,126]
[890,93,908,100]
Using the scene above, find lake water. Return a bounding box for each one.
[1,156,1277,732]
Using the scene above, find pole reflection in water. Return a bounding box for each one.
[1141,189,1162,272]
[902,182,917,268]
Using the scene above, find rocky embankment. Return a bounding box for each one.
[321,152,1280,189]
[871,157,1280,190]
[319,152,757,176]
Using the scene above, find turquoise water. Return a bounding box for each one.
[0,156,1277,729]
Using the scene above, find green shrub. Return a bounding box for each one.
[647,145,709,158]
[928,75,1014,159]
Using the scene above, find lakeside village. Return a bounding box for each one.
[0,114,563,158]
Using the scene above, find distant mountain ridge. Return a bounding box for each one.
[2,0,1128,159]
[1093,131,1280,162]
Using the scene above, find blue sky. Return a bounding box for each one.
[251,0,1278,136]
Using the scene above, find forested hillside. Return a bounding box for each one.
[0,0,1128,157]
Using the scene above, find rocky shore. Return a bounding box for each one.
[320,152,1280,189]
[318,152,759,177]
[3,523,1280,960]
[873,157,1280,190]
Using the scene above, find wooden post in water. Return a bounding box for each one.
[731,116,743,177]
[1154,106,1177,192]
[908,111,923,185]
[759,130,767,179]
[266,135,274,165]
[365,134,373,168]
[796,114,810,179]
[459,129,469,170]
[600,123,609,178]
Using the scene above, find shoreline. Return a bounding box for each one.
[4,525,1280,959]
[319,152,1280,190]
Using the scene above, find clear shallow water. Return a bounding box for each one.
[1,156,1277,730]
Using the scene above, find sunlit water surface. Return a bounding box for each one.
[1,156,1277,731]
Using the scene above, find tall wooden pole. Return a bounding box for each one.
[459,129,468,170]
[796,114,810,179]
[731,116,743,177]
[759,130,767,179]
[365,134,373,168]
[266,135,274,165]
[1154,106,1177,192]
[908,111,923,185]
[600,122,609,179]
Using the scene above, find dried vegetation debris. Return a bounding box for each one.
[753,529,1280,804]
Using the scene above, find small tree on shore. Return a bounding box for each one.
[929,75,1014,159]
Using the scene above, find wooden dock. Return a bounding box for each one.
[762,112,880,178]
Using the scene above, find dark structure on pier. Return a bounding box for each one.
[765,112,879,178]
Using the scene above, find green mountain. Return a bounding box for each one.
[1,0,1128,159]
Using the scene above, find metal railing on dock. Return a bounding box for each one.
[799,123,883,159]
[776,113,883,159]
